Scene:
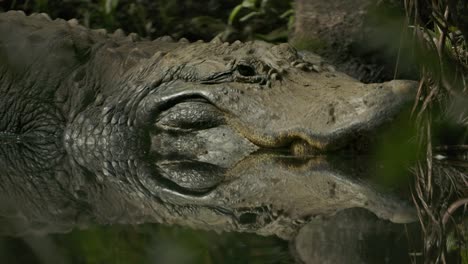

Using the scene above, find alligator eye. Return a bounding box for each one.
[236,64,256,76]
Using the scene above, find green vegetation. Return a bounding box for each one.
[403,1,467,262]
[0,0,292,42]
[226,0,293,42]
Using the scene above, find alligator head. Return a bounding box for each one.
[136,41,417,162]
[0,11,417,229]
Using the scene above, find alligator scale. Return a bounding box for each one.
[0,11,417,238]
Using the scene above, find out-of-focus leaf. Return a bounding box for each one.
[279,9,293,19]
[255,27,288,42]
[228,5,244,25]
[229,0,260,25]
[239,11,261,22]
[104,0,118,15]
[241,0,258,9]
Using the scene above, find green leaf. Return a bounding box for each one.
[228,5,244,25]
[239,11,261,23]
[280,9,293,19]
[255,27,289,42]
[241,0,258,9]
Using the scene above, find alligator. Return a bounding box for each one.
[0,11,418,239]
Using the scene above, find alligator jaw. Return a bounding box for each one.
[219,79,418,152]
[144,77,417,159]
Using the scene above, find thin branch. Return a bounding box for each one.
[442,198,468,225]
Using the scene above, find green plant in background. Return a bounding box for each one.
[1,0,234,40]
[224,0,293,42]
[1,0,294,42]
[103,0,118,15]
[34,0,48,11]
[228,0,257,25]
[228,0,293,27]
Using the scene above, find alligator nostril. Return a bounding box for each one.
[290,139,319,156]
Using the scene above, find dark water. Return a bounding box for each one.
[0,224,291,264]
[0,145,426,264]
[0,211,420,264]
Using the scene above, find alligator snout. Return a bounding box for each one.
[147,77,417,162]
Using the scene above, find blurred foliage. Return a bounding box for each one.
[446,218,467,264]
[0,223,292,264]
[370,109,419,189]
[0,0,235,40]
[0,0,292,42]
[224,0,293,42]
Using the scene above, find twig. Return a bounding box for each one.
[442,198,468,225]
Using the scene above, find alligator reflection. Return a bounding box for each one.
[0,138,421,263]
